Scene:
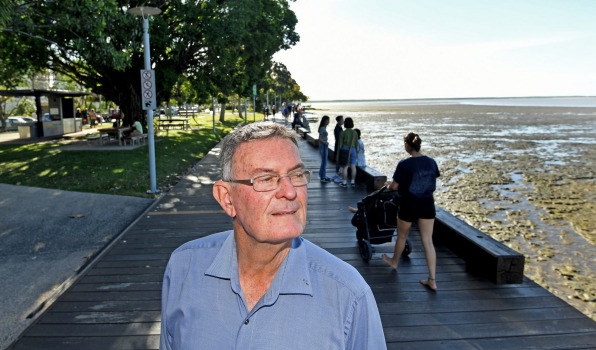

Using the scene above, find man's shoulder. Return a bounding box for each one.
[301,238,369,294]
[171,230,231,256]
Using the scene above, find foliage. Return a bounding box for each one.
[0,114,260,197]
[0,0,299,128]
[270,62,307,102]
[0,0,10,29]
[12,98,36,116]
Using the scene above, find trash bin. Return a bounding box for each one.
[18,123,38,139]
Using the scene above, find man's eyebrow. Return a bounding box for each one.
[249,163,305,175]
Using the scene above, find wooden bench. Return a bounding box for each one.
[294,126,310,139]
[123,133,148,146]
[124,134,143,146]
[433,207,525,284]
[305,133,318,147]
[355,165,387,191]
[86,133,109,146]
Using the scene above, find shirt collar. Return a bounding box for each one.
[278,237,312,296]
[205,233,313,296]
[204,230,235,279]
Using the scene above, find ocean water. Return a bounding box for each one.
[307,96,596,109]
[300,97,596,319]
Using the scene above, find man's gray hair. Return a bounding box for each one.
[220,122,298,180]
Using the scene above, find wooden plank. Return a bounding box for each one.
[383,318,596,342]
[377,296,571,315]
[388,333,596,350]
[70,281,161,293]
[79,274,164,284]
[380,307,587,327]
[59,291,160,302]
[39,310,161,324]
[12,335,160,350]
[24,323,160,337]
[49,300,161,313]
[84,266,166,276]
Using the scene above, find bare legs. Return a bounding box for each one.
[341,163,357,185]
[382,217,437,290]
[418,218,437,290]
[382,218,411,269]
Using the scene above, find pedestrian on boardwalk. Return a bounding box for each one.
[317,116,331,182]
[332,115,344,183]
[160,122,386,349]
[382,132,441,291]
[354,128,366,168]
[336,117,358,188]
[282,104,290,123]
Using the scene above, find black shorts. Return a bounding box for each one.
[398,196,436,222]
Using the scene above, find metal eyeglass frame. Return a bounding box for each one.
[225,170,311,192]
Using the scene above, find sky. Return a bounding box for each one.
[272,0,596,101]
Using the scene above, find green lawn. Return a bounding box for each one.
[0,112,264,198]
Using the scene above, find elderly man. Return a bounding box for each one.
[160,122,386,349]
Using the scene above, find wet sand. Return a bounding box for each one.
[307,103,596,320]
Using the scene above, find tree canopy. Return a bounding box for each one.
[270,62,307,102]
[0,0,299,125]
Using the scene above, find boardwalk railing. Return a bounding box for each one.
[434,207,525,284]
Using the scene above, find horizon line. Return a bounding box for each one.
[304,95,596,103]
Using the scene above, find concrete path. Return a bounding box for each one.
[0,184,153,350]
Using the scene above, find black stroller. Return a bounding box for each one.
[351,187,411,262]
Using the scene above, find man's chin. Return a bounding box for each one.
[272,221,305,240]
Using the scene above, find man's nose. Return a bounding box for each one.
[276,176,298,198]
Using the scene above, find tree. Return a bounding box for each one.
[271,62,307,103]
[0,0,299,126]
[192,0,299,122]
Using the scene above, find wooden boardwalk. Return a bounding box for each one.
[10,132,596,349]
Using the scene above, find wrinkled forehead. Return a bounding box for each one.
[232,137,302,175]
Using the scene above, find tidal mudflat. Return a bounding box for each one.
[309,103,596,320]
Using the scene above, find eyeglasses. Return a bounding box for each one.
[225,170,311,192]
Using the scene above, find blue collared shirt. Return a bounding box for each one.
[160,231,386,350]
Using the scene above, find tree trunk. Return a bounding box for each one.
[0,99,7,132]
[219,102,226,123]
[99,70,143,127]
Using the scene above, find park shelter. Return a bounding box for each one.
[0,89,89,137]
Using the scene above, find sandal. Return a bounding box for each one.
[420,277,437,291]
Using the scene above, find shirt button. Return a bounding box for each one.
[244,319,249,325]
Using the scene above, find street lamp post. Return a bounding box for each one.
[128,6,161,194]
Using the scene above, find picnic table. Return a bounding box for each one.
[157,117,190,130]
[99,126,132,146]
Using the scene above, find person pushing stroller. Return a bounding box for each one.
[382,132,440,291]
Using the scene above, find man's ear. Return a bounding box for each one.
[213,180,236,218]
